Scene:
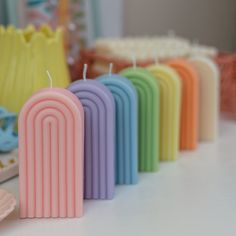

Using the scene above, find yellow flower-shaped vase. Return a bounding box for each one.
[0,25,70,113]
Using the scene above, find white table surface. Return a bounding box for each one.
[1,118,236,236]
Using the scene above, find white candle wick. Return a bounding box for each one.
[109,63,113,77]
[83,64,88,81]
[153,49,159,64]
[46,70,53,88]
[132,54,137,69]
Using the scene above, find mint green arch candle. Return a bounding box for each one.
[120,67,160,172]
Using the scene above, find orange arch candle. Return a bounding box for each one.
[167,59,199,150]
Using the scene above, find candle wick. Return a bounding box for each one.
[46,70,53,88]
[153,49,159,64]
[132,54,137,70]
[83,64,88,81]
[108,63,113,77]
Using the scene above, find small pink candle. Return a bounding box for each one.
[19,88,84,218]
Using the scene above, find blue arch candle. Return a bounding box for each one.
[97,74,138,185]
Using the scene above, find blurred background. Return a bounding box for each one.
[124,0,236,51]
[0,0,235,116]
[0,0,235,50]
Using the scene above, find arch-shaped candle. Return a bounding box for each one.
[68,80,115,199]
[97,74,138,184]
[190,56,219,141]
[19,88,84,218]
[147,64,181,161]
[120,68,159,172]
[167,59,199,150]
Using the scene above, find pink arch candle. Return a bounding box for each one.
[19,88,84,218]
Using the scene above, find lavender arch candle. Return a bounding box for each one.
[68,80,115,199]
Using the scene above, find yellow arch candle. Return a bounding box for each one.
[147,64,181,161]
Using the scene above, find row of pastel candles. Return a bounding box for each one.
[19,55,219,218]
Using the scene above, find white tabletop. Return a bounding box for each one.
[1,117,236,236]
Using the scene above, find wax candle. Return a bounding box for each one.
[167,59,199,150]
[68,79,115,199]
[97,73,138,184]
[190,56,219,141]
[19,88,84,218]
[120,67,159,172]
[147,64,181,161]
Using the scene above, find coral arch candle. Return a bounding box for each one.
[167,59,199,150]
[19,88,84,218]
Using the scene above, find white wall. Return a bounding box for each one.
[123,0,236,50]
[99,0,123,37]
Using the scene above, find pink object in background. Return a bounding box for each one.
[0,189,16,222]
[18,88,84,218]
